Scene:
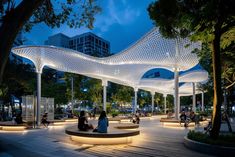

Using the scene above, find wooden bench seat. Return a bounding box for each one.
[0,121,27,131]
[160,118,180,123]
[114,123,139,129]
[108,117,121,121]
[47,119,66,126]
[65,123,140,144]
[160,118,196,127]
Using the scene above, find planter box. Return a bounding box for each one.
[184,136,235,157]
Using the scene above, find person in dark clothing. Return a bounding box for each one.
[78,110,93,131]
[132,114,140,124]
[15,113,23,124]
[180,111,188,127]
[41,113,50,128]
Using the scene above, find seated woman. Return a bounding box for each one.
[78,111,93,131]
[94,111,109,133]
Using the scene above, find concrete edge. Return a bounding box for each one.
[183,136,235,157]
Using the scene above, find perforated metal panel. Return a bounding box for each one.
[12,27,207,95]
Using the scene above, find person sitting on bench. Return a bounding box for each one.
[93,111,109,133]
[41,112,50,128]
[78,110,93,131]
[180,111,188,127]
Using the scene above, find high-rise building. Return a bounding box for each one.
[45,32,111,83]
[44,33,70,49]
[45,32,110,57]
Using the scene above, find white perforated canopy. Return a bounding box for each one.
[12,27,207,96]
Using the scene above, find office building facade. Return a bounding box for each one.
[45,32,110,57]
[45,32,111,83]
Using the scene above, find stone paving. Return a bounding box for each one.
[0,116,233,157]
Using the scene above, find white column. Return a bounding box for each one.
[174,38,180,120]
[174,69,179,120]
[71,77,74,112]
[151,91,155,115]
[133,87,138,114]
[201,91,204,111]
[192,82,196,112]
[178,95,181,114]
[102,80,108,112]
[163,94,167,114]
[36,72,41,127]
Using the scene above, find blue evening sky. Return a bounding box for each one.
[24,0,154,53]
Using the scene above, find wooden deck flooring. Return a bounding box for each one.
[0,116,225,157]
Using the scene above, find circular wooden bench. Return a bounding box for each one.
[64,118,78,123]
[114,123,139,129]
[48,119,66,126]
[160,118,195,127]
[65,124,140,144]
[0,122,27,131]
[108,117,122,123]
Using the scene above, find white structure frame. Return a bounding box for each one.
[12,27,208,125]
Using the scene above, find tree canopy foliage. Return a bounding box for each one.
[148,0,235,138]
[0,0,101,84]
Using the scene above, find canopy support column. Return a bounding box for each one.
[174,69,179,120]
[178,95,181,114]
[174,38,180,120]
[201,91,204,111]
[164,94,167,114]
[151,91,155,115]
[71,77,74,112]
[36,72,41,127]
[192,82,196,112]
[133,87,138,114]
[102,80,108,112]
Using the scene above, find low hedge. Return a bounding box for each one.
[187,130,235,147]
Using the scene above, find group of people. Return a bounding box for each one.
[179,110,197,127]
[78,110,109,133]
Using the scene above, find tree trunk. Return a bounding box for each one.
[210,24,222,139]
[0,0,44,85]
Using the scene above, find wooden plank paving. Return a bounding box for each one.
[77,119,216,157]
[0,117,221,157]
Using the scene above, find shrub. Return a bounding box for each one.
[110,109,119,117]
[187,130,235,147]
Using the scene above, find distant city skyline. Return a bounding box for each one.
[24,0,154,53]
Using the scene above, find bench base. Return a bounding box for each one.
[71,136,133,144]
[0,125,26,131]
[65,125,140,145]
[163,122,195,127]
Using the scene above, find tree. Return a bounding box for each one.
[138,90,150,109]
[148,0,235,138]
[0,0,101,84]
[0,60,35,103]
[64,72,86,103]
[111,84,132,107]
[85,78,102,107]
[41,68,68,105]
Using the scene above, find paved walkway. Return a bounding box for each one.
[0,116,233,157]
